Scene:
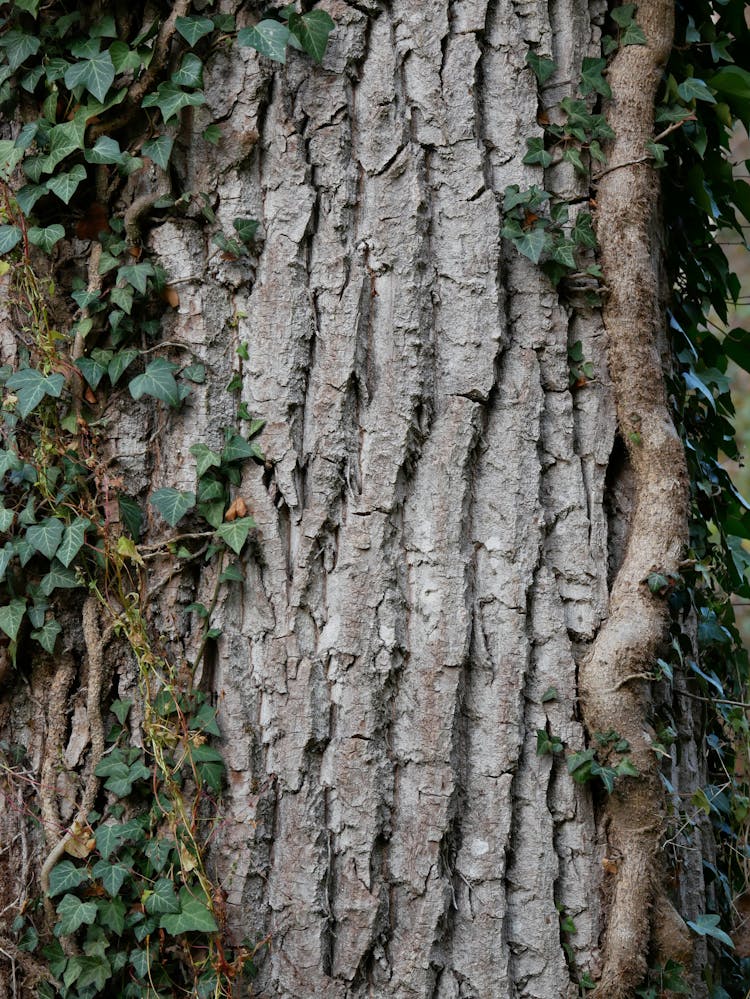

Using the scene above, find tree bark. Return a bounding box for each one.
[0,1,713,997]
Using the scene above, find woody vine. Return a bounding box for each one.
[0,0,749,997]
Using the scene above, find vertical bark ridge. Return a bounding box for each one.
[59,1,640,996]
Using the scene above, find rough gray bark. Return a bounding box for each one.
[0,1,712,997]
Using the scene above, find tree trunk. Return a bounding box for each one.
[0,1,713,997]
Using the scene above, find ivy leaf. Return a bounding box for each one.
[677,77,716,104]
[96,897,126,935]
[0,225,23,254]
[31,618,61,653]
[84,135,126,165]
[144,837,175,874]
[6,368,65,417]
[93,823,126,862]
[172,52,203,88]
[288,9,335,62]
[76,355,108,389]
[44,115,87,171]
[129,358,180,407]
[0,504,13,532]
[39,561,83,596]
[160,889,218,935]
[216,516,255,555]
[686,914,734,949]
[49,860,89,897]
[0,30,41,72]
[55,894,98,935]
[57,518,89,567]
[108,349,139,386]
[64,49,115,103]
[142,81,206,123]
[143,878,180,915]
[118,262,154,295]
[580,57,611,98]
[150,488,196,526]
[233,217,259,245]
[15,183,48,214]
[238,20,291,63]
[26,517,64,559]
[501,219,550,264]
[0,599,26,641]
[175,15,215,46]
[611,4,636,26]
[525,50,555,84]
[28,224,65,254]
[621,22,647,46]
[522,137,553,168]
[142,134,174,171]
[191,744,225,792]
[190,443,221,477]
[68,954,112,991]
[221,431,256,463]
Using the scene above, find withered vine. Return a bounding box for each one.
[0,2,333,997]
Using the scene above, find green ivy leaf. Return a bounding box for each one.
[191,744,225,792]
[28,224,66,254]
[0,225,22,254]
[525,50,555,84]
[677,77,716,104]
[621,22,647,46]
[522,137,553,168]
[580,57,611,98]
[686,914,734,949]
[143,878,181,914]
[96,896,126,935]
[233,217,259,245]
[129,358,180,407]
[64,49,115,102]
[6,367,65,418]
[611,4,636,27]
[39,560,83,596]
[150,488,196,527]
[0,504,13,532]
[55,894,98,935]
[221,431,256,463]
[160,889,218,935]
[75,355,108,390]
[172,52,203,88]
[238,20,291,63]
[49,859,90,897]
[84,135,126,165]
[0,598,26,641]
[31,618,61,653]
[216,516,255,555]
[144,836,175,874]
[117,262,154,294]
[44,115,87,171]
[141,80,206,123]
[57,518,89,567]
[142,134,174,171]
[108,349,139,386]
[67,954,112,991]
[190,443,221,477]
[174,15,215,46]
[501,220,550,264]
[0,30,41,72]
[26,517,64,559]
[203,123,222,145]
[288,9,335,62]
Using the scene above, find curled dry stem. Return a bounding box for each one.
[581,0,690,995]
